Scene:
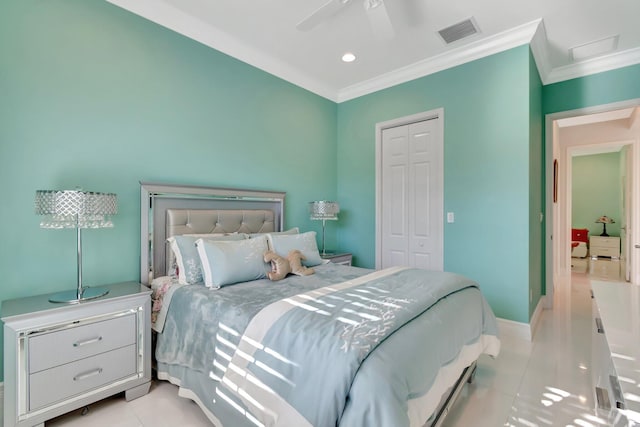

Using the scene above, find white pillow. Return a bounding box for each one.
[248,227,299,238]
[267,231,323,267]
[167,233,246,285]
[195,235,269,288]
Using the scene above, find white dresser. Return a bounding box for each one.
[591,282,640,425]
[590,236,621,259]
[2,282,151,427]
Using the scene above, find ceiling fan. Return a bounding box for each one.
[296,0,395,40]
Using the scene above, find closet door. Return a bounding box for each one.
[380,118,443,270]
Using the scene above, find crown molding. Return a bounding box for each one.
[105,2,640,103]
[336,19,542,103]
[544,46,640,85]
[106,0,338,101]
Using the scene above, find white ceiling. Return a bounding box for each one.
[107,0,640,103]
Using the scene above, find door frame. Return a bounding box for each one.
[546,99,640,307]
[374,108,444,269]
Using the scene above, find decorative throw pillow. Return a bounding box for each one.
[167,233,246,285]
[266,231,323,267]
[195,235,269,288]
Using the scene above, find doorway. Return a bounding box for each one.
[546,100,640,307]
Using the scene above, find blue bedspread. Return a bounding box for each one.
[155,263,500,427]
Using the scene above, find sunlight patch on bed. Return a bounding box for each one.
[219,322,241,337]
[264,346,299,367]
[345,292,405,308]
[246,373,276,395]
[215,387,265,427]
[215,347,232,362]
[297,293,336,308]
[241,334,265,351]
[336,316,361,326]
[217,334,238,351]
[213,359,227,373]
[283,298,330,315]
[341,307,381,321]
[254,360,295,386]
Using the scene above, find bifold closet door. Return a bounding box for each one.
[380,118,443,270]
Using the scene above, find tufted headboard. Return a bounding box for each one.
[140,182,285,284]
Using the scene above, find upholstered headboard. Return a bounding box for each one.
[140,182,285,284]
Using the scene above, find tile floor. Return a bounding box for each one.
[38,258,626,426]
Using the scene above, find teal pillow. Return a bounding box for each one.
[195,235,269,288]
[266,231,322,267]
[167,233,246,285]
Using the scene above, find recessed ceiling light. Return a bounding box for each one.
[342,52,356,63]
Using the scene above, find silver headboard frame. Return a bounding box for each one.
[140,182,286,285]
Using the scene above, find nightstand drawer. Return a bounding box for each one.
[29,314,136,373]
[29,344,137,411]
[592,237,619,248]
[594,247,618,257]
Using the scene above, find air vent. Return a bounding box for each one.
[438,18,479,44]
[570,35,619,62]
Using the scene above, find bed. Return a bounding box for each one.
[141,182,500,427]
[571,228,589,258]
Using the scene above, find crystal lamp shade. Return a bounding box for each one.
[309,201,340,220]
[35,189,117,229]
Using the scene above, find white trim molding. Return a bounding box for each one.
[497,296,545,342]
[337,19,541,103]
[101,4,640,102]
[544,46,640,85]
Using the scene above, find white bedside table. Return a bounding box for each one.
[2,282,152,427]
[321,253,353,266]
[590,236,620,259]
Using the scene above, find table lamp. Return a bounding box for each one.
[595,215,615,237]
[35,189,117,303]
[309,201,339,256]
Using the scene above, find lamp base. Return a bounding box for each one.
[49,287,110,304]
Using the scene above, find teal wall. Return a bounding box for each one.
[572,153,622,237]
[543,63,640,115]
[528,50,544,318]
[1,0,637,385]
[337,46,535,323]
[0,1,337,381]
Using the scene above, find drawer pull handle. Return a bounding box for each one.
[73,368,103,381]
[595,317,605,334]
[73,336,103,347]
[610,375,626,409]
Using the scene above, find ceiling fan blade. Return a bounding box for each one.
[364,0,395,40]
[296,0,351,31]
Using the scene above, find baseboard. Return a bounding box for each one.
[497,296,546,342]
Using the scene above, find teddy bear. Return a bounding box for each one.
[264,250,291,281]
[287,249,315,276]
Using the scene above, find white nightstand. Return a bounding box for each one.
[590,236,620,259]
[321,252,353,266]
[2,282,152,427]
